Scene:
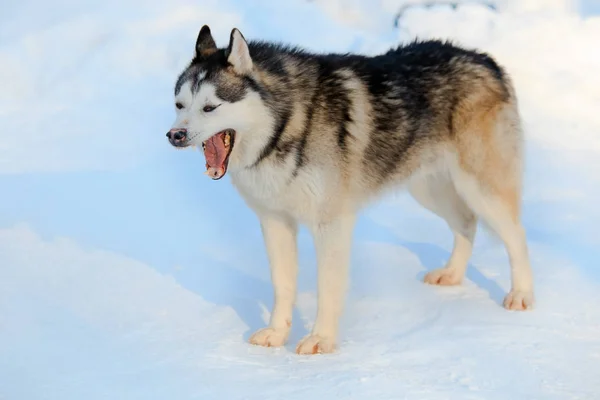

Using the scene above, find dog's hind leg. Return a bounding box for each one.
[451,99,534,311]
[409,172,478,286]
[450,164,534,310]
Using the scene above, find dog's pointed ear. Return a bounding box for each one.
[226,28,252,74]
[195,25,217,58]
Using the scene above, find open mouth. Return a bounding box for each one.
[202,129,236,180]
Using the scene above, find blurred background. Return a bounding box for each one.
[1,1,599,399]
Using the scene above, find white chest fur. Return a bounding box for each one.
[230,160,328,224]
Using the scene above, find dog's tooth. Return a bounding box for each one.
[224,133,230,147]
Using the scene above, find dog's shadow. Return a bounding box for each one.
[400,240,506,305]
[173,214,506,348]
[357,215,506,305]
[172,257,308,346]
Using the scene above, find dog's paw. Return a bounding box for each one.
[295,334,336,355]
[248,327,289,348]
[503,290,534,311]
[424,267,462,286]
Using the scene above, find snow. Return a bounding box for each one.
[1,0,599,398]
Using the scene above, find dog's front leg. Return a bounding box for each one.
[248,213,298,348]
[296,213,355,355]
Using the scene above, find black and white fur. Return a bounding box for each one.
[168,25,534,354]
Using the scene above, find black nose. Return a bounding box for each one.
[166,128,187,141]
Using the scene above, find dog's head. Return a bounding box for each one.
[167,25,273,180]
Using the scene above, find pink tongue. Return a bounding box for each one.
[204,133,227,167]
[203,132,227,179]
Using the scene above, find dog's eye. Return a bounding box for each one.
[203,105,217,113]
[175,102,184,110]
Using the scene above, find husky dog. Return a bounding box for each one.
[167,25,534,354]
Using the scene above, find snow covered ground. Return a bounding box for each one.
[1,0,599,398]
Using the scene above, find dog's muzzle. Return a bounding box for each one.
[166,128,188,147]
